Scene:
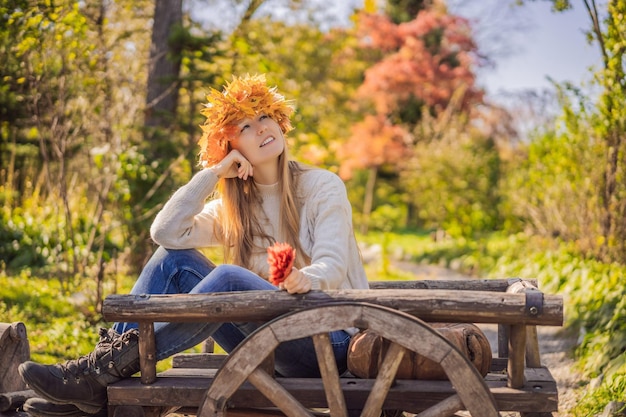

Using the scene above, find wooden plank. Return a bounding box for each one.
[172,353,227,369]
[171,353,512,374]
[103,289,563,326]
[368,278,538,291]
[0,322,30,393]
[107,371,558,413]
[0,390,35,412]
[158,368,218,378]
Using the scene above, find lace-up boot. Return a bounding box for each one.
[22,397,108,417]
[19,328,140,414]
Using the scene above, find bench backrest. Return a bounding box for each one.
[102,279,562,327]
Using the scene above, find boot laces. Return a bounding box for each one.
[58,350,101,384]
[58,329,136,384]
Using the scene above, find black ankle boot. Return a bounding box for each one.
[19,328,140,414]
[22,397,108,417]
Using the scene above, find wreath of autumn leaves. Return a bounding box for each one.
[197,74,295,166]
[267,242,296,286]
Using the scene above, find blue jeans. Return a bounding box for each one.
[113,247,350,377]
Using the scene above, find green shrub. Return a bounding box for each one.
[0,271,107,363]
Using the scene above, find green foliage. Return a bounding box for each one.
[0,271,107,363]
[224,17,366,168]
[385,0,428,24]
[401,130,502,237]
[594,0,626,262]
[0,185,127,291]
[0,201,60,270]
[502,83,603,251]
[574,372,626,416]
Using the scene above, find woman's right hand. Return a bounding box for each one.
[207,150,253,180]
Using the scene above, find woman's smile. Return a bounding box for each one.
[260,136,275,147]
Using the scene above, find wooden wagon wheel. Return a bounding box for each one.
[197,302,499,417]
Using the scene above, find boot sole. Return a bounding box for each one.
[18,363,104,415]
[23,402,85,417]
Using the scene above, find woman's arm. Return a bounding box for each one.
[150,168,222,249]
[298,171,355,290]
[151,149,254,249]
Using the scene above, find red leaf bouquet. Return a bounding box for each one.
[267,242,296,285]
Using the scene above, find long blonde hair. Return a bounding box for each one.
[216,146,312,269]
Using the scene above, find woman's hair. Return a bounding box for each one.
[217,145,312,270]
[198,74,294,166]
[199,74,308,270]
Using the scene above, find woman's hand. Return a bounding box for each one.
[279,268,312,294]
[207,150,253,180]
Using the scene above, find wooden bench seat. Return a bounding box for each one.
[103,279,563,417]
[108,367,557,414]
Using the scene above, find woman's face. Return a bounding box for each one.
[232,114,285,166]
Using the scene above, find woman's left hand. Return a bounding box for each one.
[279,268,312,294]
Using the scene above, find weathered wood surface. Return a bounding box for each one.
[104,279,563,416]
[367,278,537,291]
[0,323,30,394]
[0,390,35,413]
[107,367,558,414]
[198,303,499,417]
[168,355,511,374]
[172,353,227,369]
[103,288,563,326]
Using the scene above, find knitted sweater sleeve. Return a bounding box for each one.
[150,169,222,249]
[299,171,356,290]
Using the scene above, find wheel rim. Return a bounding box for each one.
[198,302,499,417]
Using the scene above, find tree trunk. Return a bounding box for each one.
[144,0,182,130]
[360,166,378,235]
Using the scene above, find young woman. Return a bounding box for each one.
[19,74,369,416]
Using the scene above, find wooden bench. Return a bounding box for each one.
[102,278,563,417]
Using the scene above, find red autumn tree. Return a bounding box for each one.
[340,7,484,232]
[355,10,483,118]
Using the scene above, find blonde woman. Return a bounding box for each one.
[19,74,368,416]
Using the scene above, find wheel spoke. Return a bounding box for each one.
[360,341,406,417]
[248,367,314,417]
[199,303,499,417]
[312,333,349,417]
[415,394,463,417]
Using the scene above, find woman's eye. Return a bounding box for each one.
[240,124,250,132]
[259,115,268,120]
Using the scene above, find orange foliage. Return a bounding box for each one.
[198,74,294,166]
[339,115,409,179]
[339,8,484,178]
[356,9,483,116]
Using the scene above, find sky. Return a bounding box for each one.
[451,1,603,98]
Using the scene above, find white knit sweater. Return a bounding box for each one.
[150,167,369,291]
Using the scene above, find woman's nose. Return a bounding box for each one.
[257,124,266,135]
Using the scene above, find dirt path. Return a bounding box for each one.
[394,261,581,416]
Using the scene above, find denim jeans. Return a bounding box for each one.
[112,247,350,377]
